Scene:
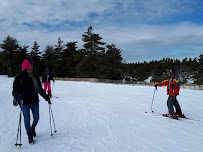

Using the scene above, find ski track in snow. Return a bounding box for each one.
[0,75,203,152]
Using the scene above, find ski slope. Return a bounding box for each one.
[0,75,203,152]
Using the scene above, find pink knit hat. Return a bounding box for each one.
[22,59,33,70]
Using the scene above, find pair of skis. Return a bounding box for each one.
[145,111,200,123]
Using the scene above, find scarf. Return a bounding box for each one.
[29,74,41,94]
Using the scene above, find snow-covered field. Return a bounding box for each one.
[0,75,203,152]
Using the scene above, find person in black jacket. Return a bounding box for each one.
[42,69,54,97]
[13,59,51,144]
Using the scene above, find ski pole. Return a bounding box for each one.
[52,81,54,94]
[15,110,22,147]
[50,105,57,133]
[151,88,157,113]
[49,104,53,137]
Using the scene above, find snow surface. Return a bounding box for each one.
[0,75,203,152]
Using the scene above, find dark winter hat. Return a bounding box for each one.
[169,68,175,75]
[45,68,50,73]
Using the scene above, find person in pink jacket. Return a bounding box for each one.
[42,69,54,97]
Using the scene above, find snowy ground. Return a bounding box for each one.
[0,75,203,152]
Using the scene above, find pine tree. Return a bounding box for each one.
[0,36,28,76]
[29,41,43,75]
[196,54,203,84]
[42,45,55,72]
[77,25,106,78]
[0,52,7,74]
[100,44,123,80]
[53,37,65,76]
[61,41,78,77]
[82,25,105,56]
[76,55,98,78]
[54,37,64,55]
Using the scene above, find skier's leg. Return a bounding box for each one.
[48,82,51,95]
[30,103,39,127]
[173,96,182,114]
[43,82,48,93]
[20,104,31,133]
[30,103,39,137]
[167,96,175,116]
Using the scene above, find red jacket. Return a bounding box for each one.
[157,75,181,96]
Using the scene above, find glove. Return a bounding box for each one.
[47,97,52,104]
[154,84,157,89]
[13,98,19,106]
[18,94,24,100]
[171,84,174,87]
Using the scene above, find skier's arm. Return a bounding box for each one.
[12,75,21,99]
[49,73,54,82]
[36,75,51,103]
[42,74,46,83]
[39,89,51,103]
[157,80,169,86]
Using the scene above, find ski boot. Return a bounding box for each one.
[175,113,186,118]
[171,115,178,120]
[31,125,36,137]
[27,131,34,144]
[163,113,169,117]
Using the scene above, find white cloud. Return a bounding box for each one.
[0,0,115,25]
[1,0,202,25]
[0,0,203,62]
[98,22,203,48]
[96,22,203,62]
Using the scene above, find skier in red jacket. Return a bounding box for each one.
[155,68,185,119]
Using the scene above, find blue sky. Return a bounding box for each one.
[0,0,203,62]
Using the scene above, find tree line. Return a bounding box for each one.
[124,56,203,84]
[0,26,123,80]
[0,25,203,84]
